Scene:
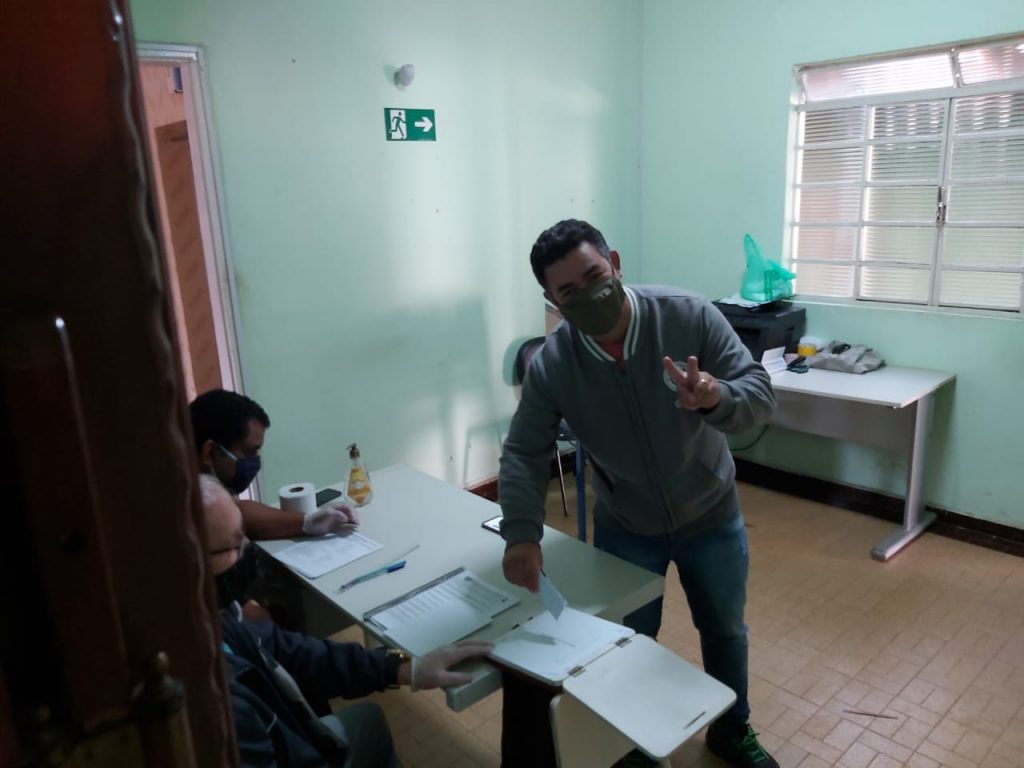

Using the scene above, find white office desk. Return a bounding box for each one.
[258,464,664,711]
[769,366,955,561]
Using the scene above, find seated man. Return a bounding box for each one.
[200,474,492,768]
[192,389,361,622]
[190,388,355,540]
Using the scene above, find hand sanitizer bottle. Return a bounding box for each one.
[346,443,373,506]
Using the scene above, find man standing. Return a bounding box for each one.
[499,220,778,768]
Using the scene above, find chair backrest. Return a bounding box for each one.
[513,336,547,386]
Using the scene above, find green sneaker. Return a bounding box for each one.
[706,721,779,768]
[613,748,657,767]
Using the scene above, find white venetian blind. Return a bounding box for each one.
[941,92,1024,309]
[801,52,954,101]
[789,34,1024,313]
[959,40,1024,84]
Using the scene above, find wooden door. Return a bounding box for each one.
[155,120,223,396]
[1,0,237,765]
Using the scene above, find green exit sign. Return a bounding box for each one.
[384,108,436,142]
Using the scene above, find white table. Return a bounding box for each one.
[769,366,955,561]
[258,464,664,711]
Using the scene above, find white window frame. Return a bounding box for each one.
[785,34,1024,316]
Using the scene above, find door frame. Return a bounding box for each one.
[137,43,246,400]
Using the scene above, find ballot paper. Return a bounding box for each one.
[539,572,567,620]
[271,532,382,579]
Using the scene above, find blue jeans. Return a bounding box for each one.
[594,509,750,726]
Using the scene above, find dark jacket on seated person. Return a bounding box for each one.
[220,609,402,767]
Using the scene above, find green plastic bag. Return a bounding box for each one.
[741,234,795,303]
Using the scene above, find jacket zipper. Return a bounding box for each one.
[616,362,677,532]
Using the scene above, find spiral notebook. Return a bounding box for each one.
[364,567,519,656]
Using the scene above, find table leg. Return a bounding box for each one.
[871,394,937,561]
[575,440,586,542]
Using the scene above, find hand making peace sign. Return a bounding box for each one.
[662,355,721,411]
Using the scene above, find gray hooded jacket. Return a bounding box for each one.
[499,285,776,545]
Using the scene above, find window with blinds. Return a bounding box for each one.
[789,35,1024,313]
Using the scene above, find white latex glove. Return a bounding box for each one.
[410,641,494,691]
[302,501,360,535]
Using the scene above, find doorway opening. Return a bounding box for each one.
[136,44,243,401]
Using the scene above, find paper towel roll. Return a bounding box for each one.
[279,482,316,516]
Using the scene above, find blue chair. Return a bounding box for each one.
[514,337,587,541]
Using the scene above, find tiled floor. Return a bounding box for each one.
[333,475,1024,767]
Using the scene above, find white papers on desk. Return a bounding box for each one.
[271,532,382,579]
[490,607,634,686]
[761,346,787,374]
[717,293,773,309]
[366,568,519,656]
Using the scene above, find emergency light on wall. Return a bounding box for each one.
[394,64,415,87]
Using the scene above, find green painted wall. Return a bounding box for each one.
[640,0,1024,526]
[130,0,641,496]
[131,0,1022,526]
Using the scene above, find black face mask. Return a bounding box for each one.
[216,443,262,496]
[557,276,626,336]
[214,541,260,610]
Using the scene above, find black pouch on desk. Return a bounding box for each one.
[807,341,885,374]
[315,488,342,506]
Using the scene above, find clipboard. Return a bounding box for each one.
[364,567,518,656]
[363,567,468,624]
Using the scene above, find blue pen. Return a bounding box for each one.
[337,540,421,593]
[336,544,419,593]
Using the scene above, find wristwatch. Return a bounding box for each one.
[385,647,412,688]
